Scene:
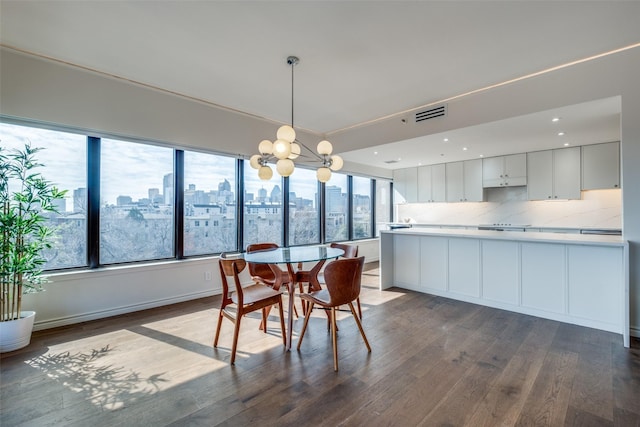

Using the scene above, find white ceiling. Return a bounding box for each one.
[1,1,638,169]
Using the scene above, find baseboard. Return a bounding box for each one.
[631,325,640,339]
[32,289,220,331]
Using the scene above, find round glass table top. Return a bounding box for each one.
[243,246,344,264]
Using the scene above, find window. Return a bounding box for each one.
[2,119,390,271]
[352,176,373,239]
[376,179,391,236]
[100,139,174,264]
[324,172,348,242]
[1,123,87,270]
[183,151,236,256]
[243,161,283,247]
[288,168,320,246]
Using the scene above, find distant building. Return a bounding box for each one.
[73,187,87,213]
[117,195,133,206]
[163,173,173,205]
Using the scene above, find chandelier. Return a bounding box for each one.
[249,56,343,182]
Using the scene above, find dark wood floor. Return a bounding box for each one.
[2,263,639,426]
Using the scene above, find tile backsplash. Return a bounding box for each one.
[395,188,621,228]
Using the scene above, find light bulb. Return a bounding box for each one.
[273,139,291,160]
[258,139,273,155]
[317,167,332,183]
[277,125,296,143]
[258,165,273,180]
[317,140,333,155]
[329,154,343,171]
[288,142,300,159]
[249,154,262,169]
[276,159,295,177]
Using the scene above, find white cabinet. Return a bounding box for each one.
[582,142,620,190]
[482,154,527,188]
[393,234,420,290]
[393,167,418,203]
[446,159,484,202]
[419,236,448,291]
[520,243,565,314]
[482,240,519,305]
[448,238,480,296]
[527,147,581,200]
[417,163,446,202]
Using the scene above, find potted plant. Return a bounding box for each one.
[0,144,66,352]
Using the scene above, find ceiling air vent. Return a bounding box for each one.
[384,160,399,164]
[415,105,446,123]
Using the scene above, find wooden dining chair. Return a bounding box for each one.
[214,256,286,365]
[317,243,363,319]
[246,242,299,318]
[246,242,279,288]
[297,256,371,371]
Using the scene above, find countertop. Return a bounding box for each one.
[386,223,622,233]
[381,227,625,247]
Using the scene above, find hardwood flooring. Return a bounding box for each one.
[1,263,639,426]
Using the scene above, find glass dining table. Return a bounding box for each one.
[243,245,344,349]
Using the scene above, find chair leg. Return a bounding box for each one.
[230,317,241,365]
[259,305,274,331]
[357,297,363,320]
[277,300,286,347]
[298,281,307,315]
[348,302,371,352]
[296,301,314,350]
[331,307,339,371]
[214,310,224,347]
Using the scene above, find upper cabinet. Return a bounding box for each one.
[527,147,581,200]
[582,142,620,190]
[482,154,527,188]
[393,167,418,203]
[446,159,483,202]
[417,163,446,202]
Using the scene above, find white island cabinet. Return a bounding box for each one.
[379,228,629,347]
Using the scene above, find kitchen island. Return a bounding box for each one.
[380,228,630,346]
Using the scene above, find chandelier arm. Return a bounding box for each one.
[295,139,324,162]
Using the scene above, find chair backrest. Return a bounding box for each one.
[218,257,247,305]
[246,243,279,282]
[330,242,358,258]
[323,256,365,307]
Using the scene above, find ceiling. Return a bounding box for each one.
[1,1,638,170]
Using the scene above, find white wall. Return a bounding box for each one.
[1,46,639,336]
[397,188,622,229]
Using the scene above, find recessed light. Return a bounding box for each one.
[558,132,565,136]
[398,157,402,161]
[564,143,570,146]
[463,147,468,151]
[552,117,561,122]
[443,138,449,142]
[418,162,422,166]
[373,151,378,155]
[479,154,484,158]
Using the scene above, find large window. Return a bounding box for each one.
[243,161,283,248]
[324,172,348,242]
[288,168,320,246]
[1,123,87,270]
[352,176,373,239]
[2,120,390,270]
[183,151,237,256]
[100,139,174,264]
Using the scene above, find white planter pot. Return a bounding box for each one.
[0,311,36,353]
